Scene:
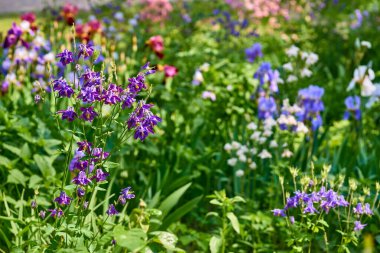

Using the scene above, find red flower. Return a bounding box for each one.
[61,3,79,25]
[147,35,164,59]
[163,65,178,78]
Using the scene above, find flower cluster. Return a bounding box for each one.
[278,99,308,133]
[254,62,282,94]
[296,85,324,131]
[139,0,173,24]
[212,9,257,38]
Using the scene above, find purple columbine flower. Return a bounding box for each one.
[258,96,277,120]
[344,96,361,120]
[77,187,85,197]
[289,216,295,224]
[3,23,23,49]
[106,204,118,216]
[39,210,46,219]
[72,171,91,185]
[77,141,92,153]
[354,220,366,231]
[31,200,37,209]
[91,169,109,182]
[80,106,98,122]
[121,92,136,109]
[54,191,71,205]
[118,186,136,205]
[91,148,110,161]
[351,9,363,29]
[52,78,74,97]
[364,203,373,215]
[56,49,74,66]
[81,70,102,87]
[49,208,64,218]
[272,209,286,217]
[127,102,161,141]
[303,201,318,214]
[78,85,102,103]
[353,203,364,214]
[103,84,123,104]
[245,43,263,63]
[128,75,146,93]
[78,43,94,59]
[57,106,77,122]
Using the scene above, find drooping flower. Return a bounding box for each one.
[347,66,375,97]
[118,186,136,205]
[57,106,77,122]
[245,43,263,63]
[258,96,277,119]
[106,204,119,216]
[49,208,64,218]
[272,209,286,217]
[163,65,178,78]
[91,169,109,182]
[354,220,366,231]
[52,78,74,97]
[54,191,71,205]
[3,23,24,49]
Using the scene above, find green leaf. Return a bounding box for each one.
[113,225,147,251]
[7,169,28,186]
[152,231,178,250]
[158,182,191,217]
[227,212,240,234]
[34,154,56,178]
[209,199,222,206]
[28,175,42,189]
[3,143,21,156]
[209,236,222,253]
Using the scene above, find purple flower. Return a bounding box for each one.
[303,201,318,214]
[72,171,91,185]
[49,208,64,218]
[52,78,74,98]
[80,106,98,122]
[289,216,295,224]
[103,84,123,104]
[39,210,46,219]
[77,141,92,153]
[77,187,85,197]
[78,44,94,59]
[106,204,118,216]
[78,85,102,102]
[121,92,136,109]
[344,96,361,120]
[272,209,286,217]
[127,102,161,141]
[54,191,71,205]
[57,106,77,122]
[3,23,23,49]
[254,62,271,85]
[81,70,102,87]
[353,203,364,214]
[128,75,146,93]
[31,200,37,209]
[91,148,110,161]
[354,220,366,231]
[258,96,277,119]
[91,169,109,182]
[351,9,363,29]
[297,85,324,130]
[118,186,135,205]
[245,43,263,63]
[56,49,74,66]
[364,203,373,215]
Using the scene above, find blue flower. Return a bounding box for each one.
[344,96,361,120]
[245,43,263,63]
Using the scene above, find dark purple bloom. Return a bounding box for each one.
[121,92,136,109]
[128,75,146,93]
[52,78,74,97]
[77,141,93,153]
[3,23,23,49]
[77,187,85,197]
[91,169,109,182]
[80,106,98,122]
[254,62,271,85]
[54,191,71,205]
[49,208,64,218]
[78,44,94,59]
[31,200,37,209]
[106,204,118,216]
[354,220,366,231]
[78,85,102,102]
[297,85,324,131]
[56,49,74,66]
[81,70,102,87]
[272,209,286,217]
[57,106,77,122]
[91,148,110,161]
[344,96,361,120]
[245,43,263,63]
[72,171,91,185]
[103,84,123,104]
[127,102,161,141]
[121,187,135,199]
[69,150,86,171]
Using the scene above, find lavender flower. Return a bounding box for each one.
[39,210,46,219]
[77,187,85,197]
[91,169,109,182]
[272,209,286,217]
[344,96,361,120]
[72,171,91,185]
[77,141,92,153]
[49,208,64,218]
[106,204,118,216]
[245,43,263,63]
[78,43,94,59]
[54,191,71,205]
[254,62,271,85]
[52,78,74,98]
[297,85,324,131]
[56,49,74,66]
[118,186,135,205]
[57,107,77,122]
[258,96,277,119]
[354,220,366,231]
[80,106,98,122]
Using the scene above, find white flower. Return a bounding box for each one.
[287,75,298,83]
[231,141,241,149]
[33,36,46,48]
[282,149,293,158]
[226,85,233,91]
[250,131,261,140]
[28,50,38,61]
[305,52,318,65]
[247,122,257,130]
[347,66,376,97]
[202,91,216,101]
[224,143,232,152]
[200,63,210,72]
[192,69,203,86]
[286,45,299,57]
[250,148,257,155]
[300,68,312,78]
[114,12,124,21]
[14,48,29,61]
[263,130,273,137]
[238,155,247,162]
[296,122,309,134]
[20,20,30,32]
[270,140,278,148]
[239,145,248,153]
[43,52,55,62]
[259,137,267,144]
[366,84,380,108]
[235,169,244,177]
[258,149,272,159]
[264,118,277,129]
[283,62,293,72]
[236,149,246,157]
[227,158,238,166]
[361,41,371,48]
[249,162,257,170]
[35,64,45,75]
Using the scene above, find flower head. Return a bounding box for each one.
[72,171,91,185]
[57,107,77,122]
[54,191,71,205]
[106,204,119,216]
[56,49,74,66]
[80,106,98,122]
[245,43,263,63]
[354,220,366,231]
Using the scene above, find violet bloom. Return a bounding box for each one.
[351,9,363,29]
[121,186,135,199]
[53,78,74,97]
[78,43,94,59]
[56,49,74,66]
[254,62,271,85]
[72,171,91,185]
[103,84,123,104]
[91,147,110,161]
[272,209,286,217]
[77,141,92,153]
[57,106,77,122]
[128,75,146,93]
[354,220,366,231]
[202,91,216,101]
[364,203,373,215]
[289,216,295,224]
[31,200,37,209]
[3,23,23,48]
[106,204,118,216]
[69,150,86,171]
[49,208,64,218]
[353,203,364,214]
[77,187,85,197]
[91,169,109,182]
[54,191,71,205]
[258,96,277,119]
[297,85,324,131]
[303,201,318,214]
[344,96,361,120]
[121,92,136,109]
[127,102,161,141]
[245,43,263,63]
[80,106,98,122]
[39,210,46,219]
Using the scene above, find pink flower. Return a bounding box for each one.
[140,0,173,24]
[163,65,178,78]
[147,35,164,59]
[61,3,79,25]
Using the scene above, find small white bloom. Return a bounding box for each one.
[301,51,309,60]
[247,122,257,130]
[227,158,238,166]
[347,66,376,97]
[282,149,293,158]
[231,141,241,149]
[114,11,124,21]
[250,131,261,140]
[202,91,216,101]
[192,69,203,86]
[200,63,210,72]
[239,145,248,153]
[286,45,299,57]
[226,85,233,91]
[249,162,257,170]
[258,149,272,159]
[300,68,313,78]
[283,62,293,72]
[20,20,30,32]
[28,50,38,61]
[361,41,371,48]
[35,64,45,75]
[224,143,232,152]
[305,52,318,65]
[33,36,46,48]
[259,137,267,144]
[263,130,273,137]
[296,122,309,134]
[43,52,55,62]
[264,118,277,129]
[238,154,247,162]
[250,148,257,155]
[287,75,298,83]
[270,140,278,148]
[235,169,244,177]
